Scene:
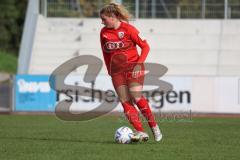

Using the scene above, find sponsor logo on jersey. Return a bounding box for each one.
[118,32,125,39]
[103,40,133,52]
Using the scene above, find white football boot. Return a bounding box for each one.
[151,125,163,142]
[131,131,149,142]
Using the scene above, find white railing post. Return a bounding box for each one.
[40,0,47,17]
[224,0,228,19]
[202,0,206,18]
[177,5,181,19]
[135,0,139,19]
[151,0,156,18]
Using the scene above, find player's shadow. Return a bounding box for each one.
[0,136,158,145]
[0,136,115,144]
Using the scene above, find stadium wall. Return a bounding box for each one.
[25,16,240,76]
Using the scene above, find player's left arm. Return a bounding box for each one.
[129,26,150,64]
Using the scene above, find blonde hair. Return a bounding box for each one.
[100,3,132,22]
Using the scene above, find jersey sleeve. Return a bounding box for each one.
[100,30,111,75]
[128,25,150,63]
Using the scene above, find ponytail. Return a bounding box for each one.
[100,3,132,22]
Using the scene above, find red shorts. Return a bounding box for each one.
[111,63,145,89]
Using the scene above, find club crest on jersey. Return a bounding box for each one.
[118,32,124,39]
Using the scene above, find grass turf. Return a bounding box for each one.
[0,115,239,160]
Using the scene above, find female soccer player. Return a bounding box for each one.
[99,3,162,142]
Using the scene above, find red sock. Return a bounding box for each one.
[122,101,144,132]
[136,96,157,128]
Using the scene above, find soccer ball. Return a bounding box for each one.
[114,126,133,144]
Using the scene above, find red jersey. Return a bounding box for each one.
[100,21,149,75]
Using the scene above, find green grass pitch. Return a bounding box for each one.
[0,115,239,160]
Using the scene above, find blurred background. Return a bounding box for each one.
[1,0,240,115]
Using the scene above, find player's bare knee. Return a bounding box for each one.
[119,97,130,103]
[129,85,142,92]
[129,94,141,103]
